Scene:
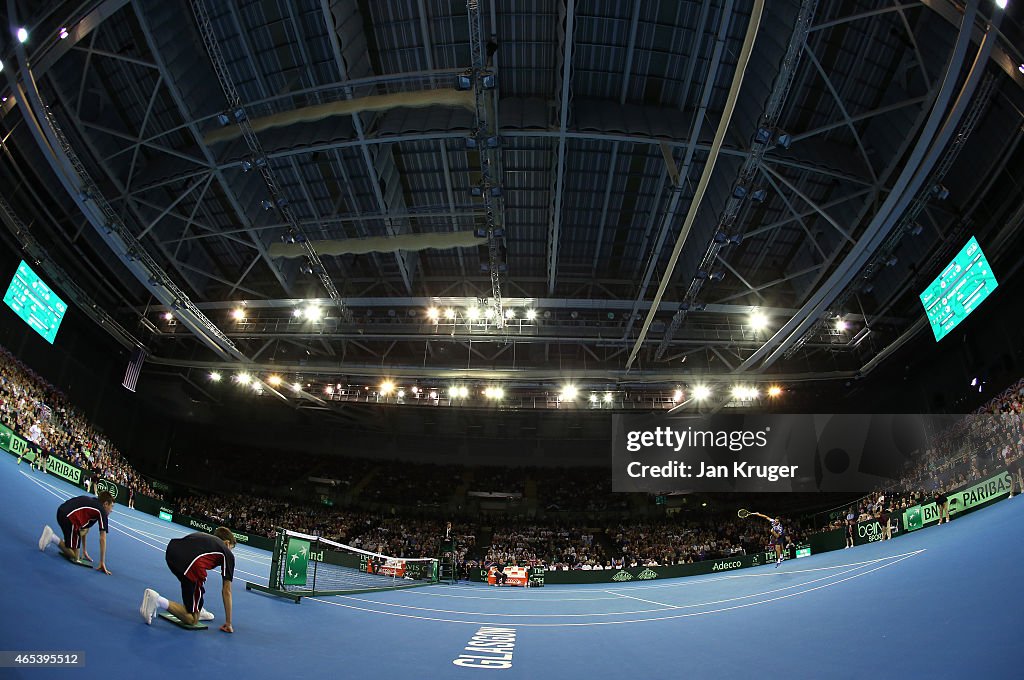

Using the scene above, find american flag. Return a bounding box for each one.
[122,348,145,392]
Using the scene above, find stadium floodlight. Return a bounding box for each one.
[484,387,504,400]
[235,373,251,385]
[427,307,439,321]
[232,308,245,321]
[995,0,1007,9]
[768,386,782,398]
[17,28,28,43]
[835,318,848,331]
[484,307,495,319]
[749,311,768,330]
[561,385,578,400]
[163,312,173,321]
[325,385,334,395]
[210,372,222,382]
[397,389,405,399]
[467,307,480,320]
[693,385,711,400]
[604,393,613,403]
[292,382,302,392]
[268,375,282,386]
[504,308,515,320]
[59,27,69,40]
[304,305,321,321]
[293,308,302,318]
[525,309,537,320]
[589,393,598,403]
[673,389,683,402]
[380,381,395,395]
[444,308,456,320]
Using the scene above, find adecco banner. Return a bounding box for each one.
[478,550,786,585]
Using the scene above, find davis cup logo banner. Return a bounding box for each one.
[96,479,119,501]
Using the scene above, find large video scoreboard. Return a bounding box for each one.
[3,261,68,344]
[919,236,997,342]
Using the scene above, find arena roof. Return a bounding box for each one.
[1,0,1023,412]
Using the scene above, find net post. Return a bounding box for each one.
[268,527,284,590]
[311,536,320,595]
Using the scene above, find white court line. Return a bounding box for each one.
[312,554,912,618]
[307,551,923,627]
[605,591,673,608]
[20,471,268,583]
[602,550,926,592]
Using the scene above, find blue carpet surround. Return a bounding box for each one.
[2,455,1020,679]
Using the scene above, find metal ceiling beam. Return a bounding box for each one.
[317,0,413,295]
[147,354,860,384]
[546,0,575,295]
[736,0,989,372]
[129,0,295,299]
[624,0,766,371]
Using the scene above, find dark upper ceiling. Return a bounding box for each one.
[1,0,1024,412]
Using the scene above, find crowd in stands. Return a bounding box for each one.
[0,345,159,498]
[5,339,1023,574]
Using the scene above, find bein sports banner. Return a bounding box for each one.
[612,413,1020,493]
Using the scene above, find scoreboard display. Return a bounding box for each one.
[919,236,997,342]
[3,261,68,344]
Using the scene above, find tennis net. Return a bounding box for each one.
[246,528,439,601]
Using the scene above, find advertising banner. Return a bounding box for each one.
[283,537,310,586]
[0,424,29,459]
[903,505,923,532]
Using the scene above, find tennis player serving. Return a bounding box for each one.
[739,509,787,567]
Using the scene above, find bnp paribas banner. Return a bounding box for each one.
[283,537,310,586]
[0,424,29,458]
[922,470,1013,525]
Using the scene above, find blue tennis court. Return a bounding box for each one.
[3,455,1020,679]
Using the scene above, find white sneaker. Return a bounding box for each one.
[140,589,159,625]
[198,608,214,622]
[39,525,53,551]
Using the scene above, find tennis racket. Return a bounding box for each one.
[737,508,750,518]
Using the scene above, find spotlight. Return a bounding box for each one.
[693,385,711,400]
[444,308,456,320]
[163,312,173,321]
[589,393,598,403]
[525,309,537,320]
[304,305,321,321]
[504,308,515,320]
[749,312,768,330]
[17,28,29,43]
[995,0,1007,9]
[467,307,480,320]
[604,393,613,403]
[673,389,683,402]
[484,307,495,319]
[397,389,405,398]
[380,381,394,395]
[293,308,303,318]
[235,373,251,385]
[427,307,439,321]
[768,386,782,398]
[411,386,419,394]
[0,60,3,74]
[561,385,578,400]
[835,318,848,332]
[292,382,302,392]
[268,375,282,386]
[485,387,504,400]
[210,372,222,382]
[325,385,334,395]
[232,308,245,321]
[59,27,69,40]
[1019,63,1024,75]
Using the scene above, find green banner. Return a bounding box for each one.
[284,538,310,585]
[0,424,29,459]
[45,455,82,485]
[919,470,1012,526]
[96,478,121,502]
[903,505,923,531]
